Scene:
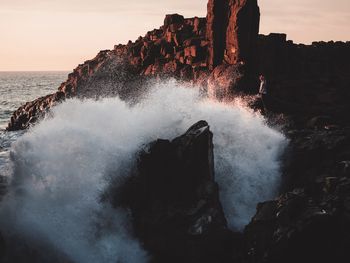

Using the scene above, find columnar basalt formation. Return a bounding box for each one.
[206,0,228,69]
[6,0,350,130]
[206,0,260,69]
[7,1,262,131]
[3,1,350,262]
[224,0,260,66]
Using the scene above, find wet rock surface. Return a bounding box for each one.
[117,121,242,263]
[3,0,350,262]
[244,126,350,263]
[245,180,350,263]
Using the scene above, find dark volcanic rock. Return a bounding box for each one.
[7,0,262,130]
[282,128,350,190]
[164,14,185,27]
[7,0,350,130]
[206,0,228,69]
[7,51,143,131]
[225,0,260,66]
[206,0,260,69]
[245,185,350,263]
[244,126,350,263]
[3,0,350,262]
[118,121,242,263]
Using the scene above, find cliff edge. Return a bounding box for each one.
[7,0,350,131]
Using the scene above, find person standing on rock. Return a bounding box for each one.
[259,75,268,112]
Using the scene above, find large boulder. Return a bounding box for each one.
[118,121,242,263]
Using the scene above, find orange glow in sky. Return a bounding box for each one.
[0,0,349,71]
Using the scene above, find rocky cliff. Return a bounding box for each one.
[7,0,350,131]
[3,1,350,262]
[8,0,260,130]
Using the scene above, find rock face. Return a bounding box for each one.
[4,1,350,262]
[244,127,350,263]
[251,35,350,127]
[7,0,350,130]
[245,184,350,263]
[205,0,260,99]
[118,121,241,263]
[6,50,145,130]
[225,0,260,66]
[206,0,228,69]
[206,0,260,69]
[7,0,261,131]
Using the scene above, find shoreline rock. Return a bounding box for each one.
[6,0,350,131]
[3,2,350,261]
[115,121,243,263]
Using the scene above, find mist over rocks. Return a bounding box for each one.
[115,120,242,262]
[7,0,350,130]
[1,82,291,262]
[2,0,350,262]
[7,0,350,131]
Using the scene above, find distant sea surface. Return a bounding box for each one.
[0,71,68,172]
[0,71,68,129]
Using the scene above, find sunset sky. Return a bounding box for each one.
[1,0,349,71]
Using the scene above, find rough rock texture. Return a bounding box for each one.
[244,127,350,263]
[206,0,228,69]
[250,35,350,127]
[7,0,350,131]
[206,0,260,68]
[117,121,242,263]
[245,182,350,263]
[3,1,350,262]
[7,1,260,130]
[5,3,350,131]
[205,0,260,98]
[224,0,260,66]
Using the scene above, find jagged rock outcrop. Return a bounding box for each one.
[205,0,260,98]
[6,50,143,130]
[245,181,350,263]
[3,1,350,262]
[7,0,350,131]
[206,0,260,69]
[225,0,260,66]
[251,34,350,127]
[244,127,350,263]
[7,0,261,131]
[116,121,242,263]
[206,0,228,69]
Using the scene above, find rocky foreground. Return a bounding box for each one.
[3,0,350,262]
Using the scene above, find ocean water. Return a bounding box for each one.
[0,74,287,262]
[0,71,68,129]
[0,71,68,173]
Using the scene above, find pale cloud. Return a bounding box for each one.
[0,0,349,70]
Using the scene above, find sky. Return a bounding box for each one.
[0,0,349,71]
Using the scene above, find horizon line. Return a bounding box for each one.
[0,70,71,72]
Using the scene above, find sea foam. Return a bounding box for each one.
[0,80,287,262]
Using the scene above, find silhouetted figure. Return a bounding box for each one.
[258,75,267,112]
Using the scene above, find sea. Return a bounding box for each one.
[0,72,287,262]
[0,71,69,174]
